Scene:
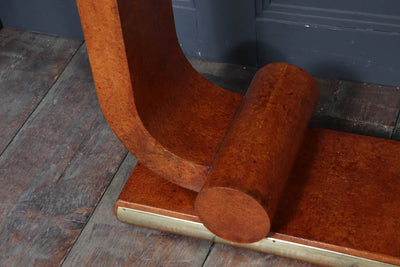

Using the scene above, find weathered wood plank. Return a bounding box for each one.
[393,123,400,140]
[62,153,213,267]
[392,105,400,140]
[312,78,400,138]
[0,28,82,154]
[189,66,400,140]
[203,243,318,267]
[189,58,257,95]
[0,45,127,266]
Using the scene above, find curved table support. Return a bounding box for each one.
[77,0,242,191]
[77,0,400,265]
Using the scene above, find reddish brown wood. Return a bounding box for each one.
[273,128,400,262]
[116,129,400,265]
[78,0,400,264]
[76,0,242,191]
[116,162,200,223]
[195,63,319,243]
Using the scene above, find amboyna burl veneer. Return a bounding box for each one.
[76,0,400,265]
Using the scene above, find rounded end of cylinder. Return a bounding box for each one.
[195,187,270,243]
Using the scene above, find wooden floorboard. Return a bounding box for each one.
[0,42,126,266]
[189,58,257,95]
[203,244,317,267]
[312,78,400,139]
[1,29,400,266]
[0,28,82,154]
[392,109,400,140]
[62,153,213,267]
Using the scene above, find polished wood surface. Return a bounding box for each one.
[77,0,241,191]
[117,136,400,265]
[274,128,400,261]
[76,0,400,264]
[77,0,321,244]
[195,64,319,243]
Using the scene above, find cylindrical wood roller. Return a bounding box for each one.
[195,63,319,243]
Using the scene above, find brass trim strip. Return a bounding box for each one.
[117,207,396,267]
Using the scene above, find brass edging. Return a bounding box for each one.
[117,207,397,267]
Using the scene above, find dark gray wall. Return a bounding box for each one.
[256,0,400,86]
[175,0,400,86]
[1,0,400,86]
[0,0,83,39]
[173,0,256,66]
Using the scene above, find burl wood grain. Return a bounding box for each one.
[195,63,319,243]
[272,128,400,264]
[117,162,200,223]
[117,131,400,265]
[77,0,320,243]
[76,0,242,191]
[78,0,400,263]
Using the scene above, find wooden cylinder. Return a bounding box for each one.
[195,63,319,243]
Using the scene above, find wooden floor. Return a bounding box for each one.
[1,28,400,267]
